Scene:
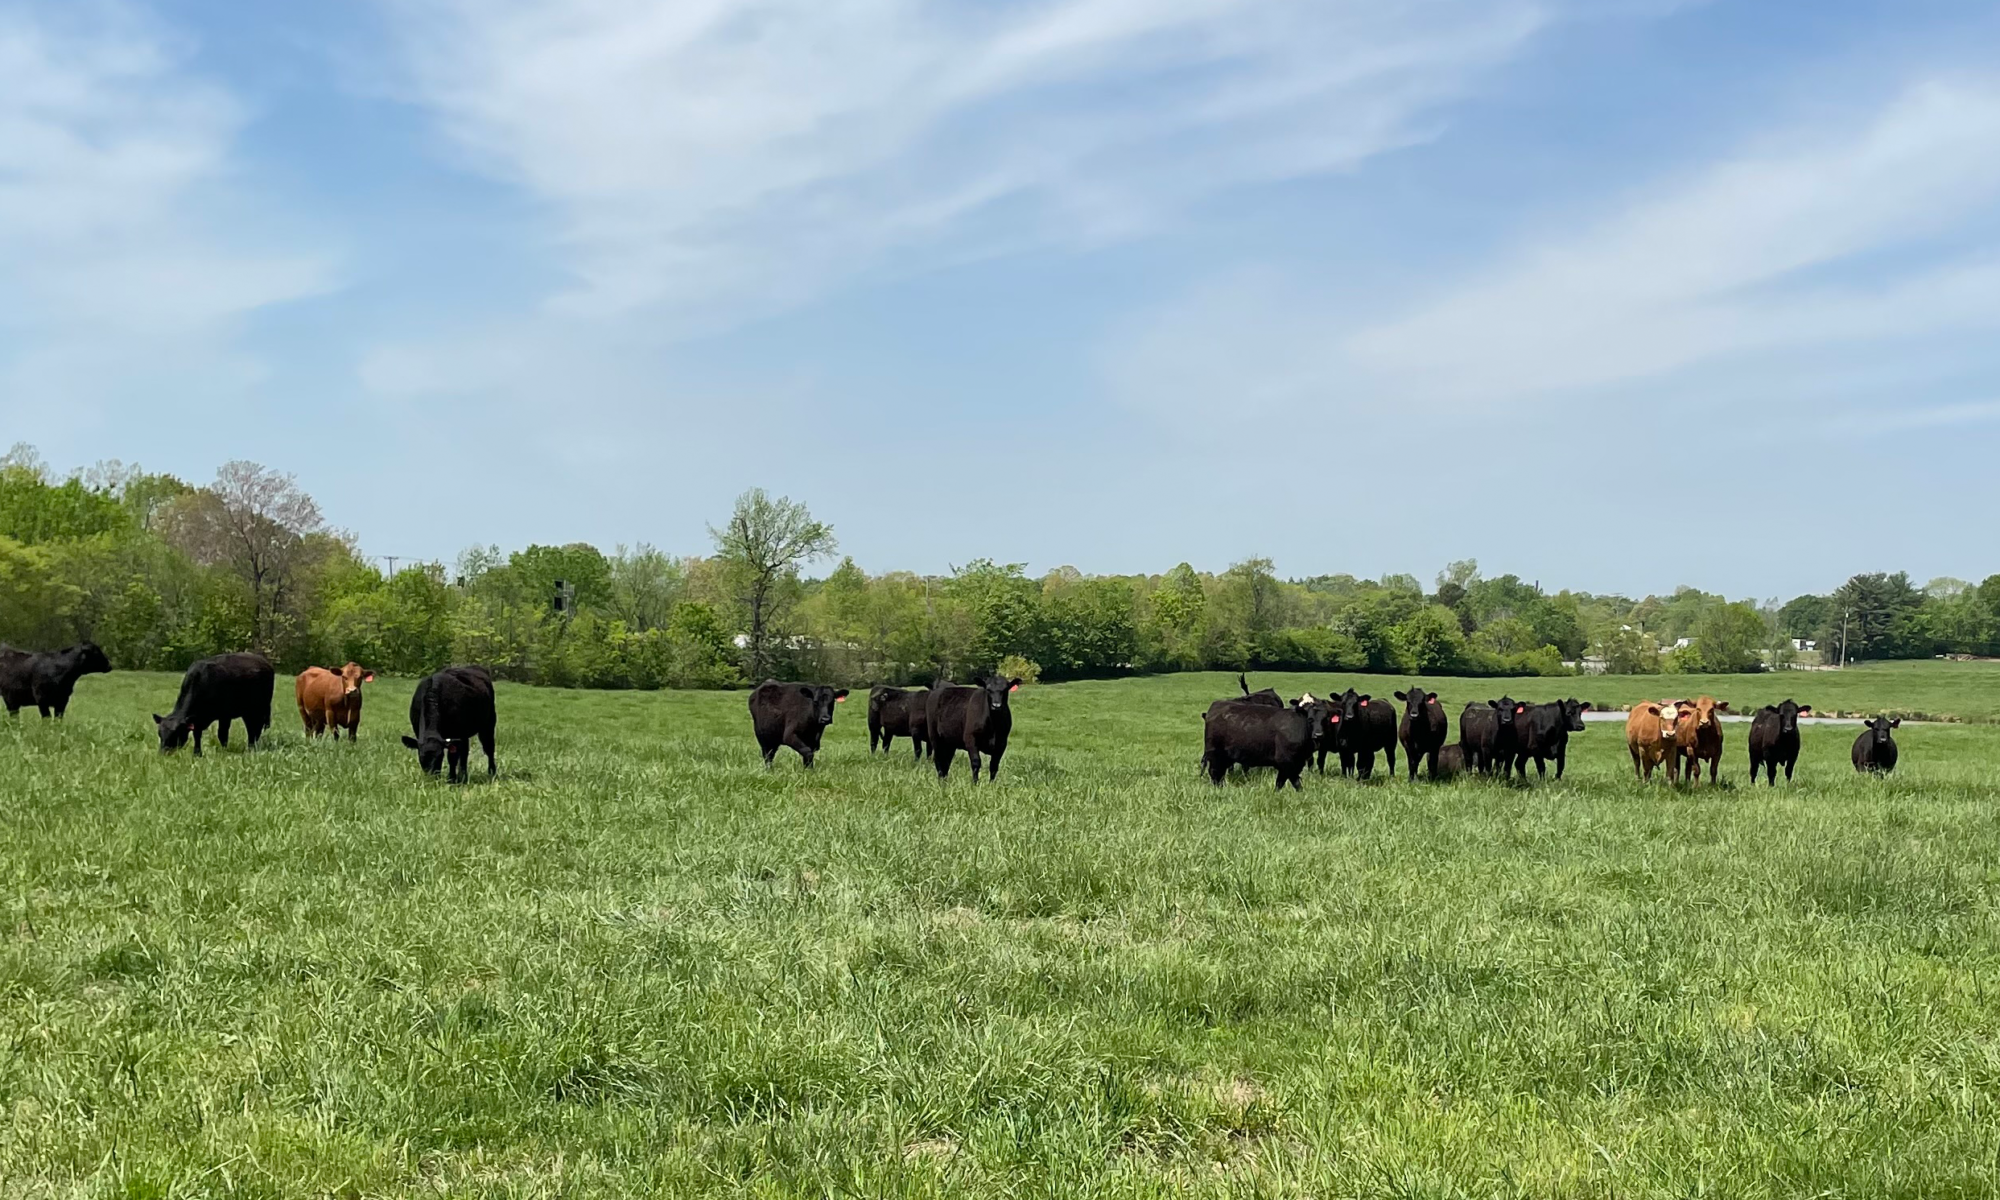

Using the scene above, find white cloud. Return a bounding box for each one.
[1108,78,2000,422]
[0,3,333,421]
[379,0,1549,327]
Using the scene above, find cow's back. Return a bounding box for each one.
[413,665,496,740]
[180,653,275,723]
[926,686,976,750]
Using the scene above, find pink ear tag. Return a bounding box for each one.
[1009,683,1019,692]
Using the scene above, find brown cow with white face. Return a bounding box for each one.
[296,662,374,741]
[1671,696,1730,784]
[1625,700,1681,782]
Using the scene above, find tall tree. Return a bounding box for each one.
[161,462,325,652]
[709,488,837,679]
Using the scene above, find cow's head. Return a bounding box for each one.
[1394,688,1440,720]
[798,684,850,725]
[76,642,112,675]
[1492,697,1521,729]
[339,662,375,695]
[1338,689,1372,725]
[1560,699,1588,732]
[152,713,195,753]
[972,675,1019,712]
[401,732,448,775]
[1295,697,1329,743]
[1866,715,1900,745]
[1773,698,1811,734]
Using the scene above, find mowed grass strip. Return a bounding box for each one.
[3,669,1999,1197]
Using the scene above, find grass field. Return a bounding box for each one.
[5,666,2000,1197]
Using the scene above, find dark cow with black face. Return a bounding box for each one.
[927,675,1019,783]
[867,686,928,760]
[1,641,112,718]
[1330,688,1398,778]
[1852,716,1900,774]
[1202,696,1326,790]
[1513,698,1589,781]
[403,665,498,782]
[1459,697,1523,776]
[154,652,275,755]
[1394,686,1447,780]
[1748,699,1813,784]
[749,679,848,769]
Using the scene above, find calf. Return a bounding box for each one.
[1203,697,1326,790]
[749,679,848,769]
[296,662,374,740]
[1430,743,1468,780]
[402,664,498,782]
[1747,699,1812,784]
[1331,689,1398,778]
[154,652,275,755]
[1459,697,1523,776]
[1851,717,1900,774]
[1394,686,1447,779]
[0,641,112,718]
[1625,701,1681,781]
[1671,697,1730,784]
[867,685,928,760]
[927,675,1019,783]
[1514,699,1588,781]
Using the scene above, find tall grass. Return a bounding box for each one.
[3,669,1998,1196]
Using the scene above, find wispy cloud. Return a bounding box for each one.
[0,2,334,420]
[378,0,1549,328]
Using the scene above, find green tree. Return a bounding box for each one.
[159,461,325,653]
[1391,605,1469,674]
[709,488,837,679]
[1685,601,1767,673]
[1142,563,1208,669]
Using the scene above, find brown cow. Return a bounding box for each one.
[1671,696,1730,784]
[1625,701,1681,781]
[297,662,374,740]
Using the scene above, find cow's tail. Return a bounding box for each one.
[1238,672,1251,697]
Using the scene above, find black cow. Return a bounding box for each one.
[1394,686,1447,779]
[1233,673,1285,707]
[1513,698,1588,781]
[749,679,848,769]
[1331,688,1398,778]
[927,675,1018,783]
[153,652,275,755]
[1202,697,1326,790]
[1459,697,1523,776]
[1747,699,1813,784]
[1851,717,1900,774]
[867,686,928,760]
[1431,743,1468,780]
[1,641,112,717]
[402,665,498,782]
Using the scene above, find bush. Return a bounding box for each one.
[998,654,1040,685]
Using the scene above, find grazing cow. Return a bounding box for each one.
[296,662,374,740]
[154,652,275,755]
[402,665,497,782]
[927,675,1019,783]
[1747,699,1813,784]
[749,680,849,769]
[867,686,928,760]
[1514,699,1589,781]
[1233,673,1285,707]
[1394,686,1447,780]
[0,641,112,718]
[1625,701,1681,781]
[1329,689,1398,778]
[1852,717,1900,774]
[1203,696,1327,790]
[1430,743,1468,780]
[1671,697,1730,784]
[1459,697,1523,776]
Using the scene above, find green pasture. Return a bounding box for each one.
[3,666,1999,1197]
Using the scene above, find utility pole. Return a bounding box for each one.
[1838,608,1850,668]
[383,555,400,578]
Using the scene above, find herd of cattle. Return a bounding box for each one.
[0,644,1910,785]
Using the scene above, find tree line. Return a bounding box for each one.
[4,445,1996,687]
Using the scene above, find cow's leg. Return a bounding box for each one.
[479,729,497,778]
[759,737,778,767]
[1784,756,1795,782]
[783,732,815,767]
[933,743,952,781]
[1384,744,1397,778]
[912,738,925,763]
[36,703,51,718]
[1708,756,1719,784]
[191,725,205,757]
[986,746,1004,782]
[1535,754,1547,780]
[215,719,231,748]
[246,719,264,749]
[1555,747,1567,780]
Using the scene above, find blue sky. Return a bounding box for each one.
[4,0,1998,599]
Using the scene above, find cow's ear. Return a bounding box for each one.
[1715,701,1730,712]
[834,689,849,701]
[1427,692,1438,703]
[798,685,815,698]
[152,713,165,725]
[401,736,420,750]
[362,672,375,683]
[1487,700,1499,708]
[1393,690,1408,702]
[1580,702,1592,711]
[1008,677,1022,691]
[1798,705,1812,713]
[1890,718,1901,728]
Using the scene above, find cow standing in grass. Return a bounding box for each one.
[155,653,275,755]
[296,662,374,740]
[1459,698,1522,777]
[1852,717,1900,774]
[1672,697,1730,784]
[1514,699,1588,781]
[867,686,927,760]
[1747,699,1812,784]
[0,641,111,718]
[1330,689,1397,778]
[1203,696,1326,790]
[1395,686,1447,780]
[927,675,1018,783]
[750,680,848,769]
[1625,701,1681,782]
[403,665,498,782]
